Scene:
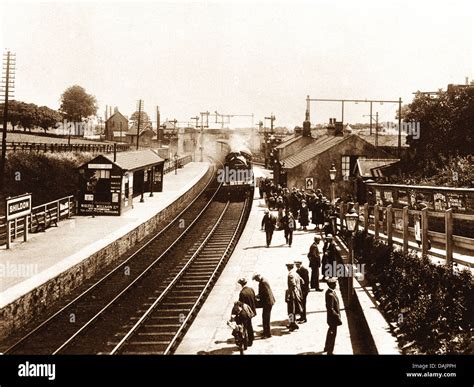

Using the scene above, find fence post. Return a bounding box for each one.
[445,208,453,267]
[354,202,360,231]
[363,203,369,233]
[6,221,11,249]
[374,204,380,238]
[421,208,429,257]
[24,215,28,242]
[57,199,61,221]
[386,204,393,245]
[402,206,409,255]
[13,218,17,239]
[339,201,345,234]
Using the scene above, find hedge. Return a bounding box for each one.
[3,151,95,206]
[353,231,473,354]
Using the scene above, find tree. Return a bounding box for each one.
[59,85,98,123]
[130,110,152,132]
[0,100,23,130]
[17,102,39,132]
[37,106,62,133]
[403,88,474,173]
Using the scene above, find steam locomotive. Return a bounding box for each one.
[219,143,254,199]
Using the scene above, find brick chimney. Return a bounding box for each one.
[327,118,343,136]
[302,107,311,137]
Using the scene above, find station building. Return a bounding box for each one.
[77,149,164,215]
[274,118,392,201]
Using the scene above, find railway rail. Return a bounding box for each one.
[4,165,252,355]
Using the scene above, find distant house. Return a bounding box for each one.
[125,128,155,147]
[104,110,128,142]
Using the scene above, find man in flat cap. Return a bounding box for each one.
[324,277,342,355]
[238,278,256,346]
[253,273,275,338]
[285,262,303,331]
[295,259,309,323]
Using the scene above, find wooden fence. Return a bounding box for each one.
[0,195,75,246]
[163,155,193,174]
[334,201,474,267]
[6,142,131,154]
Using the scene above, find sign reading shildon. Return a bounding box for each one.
[6,194,32,221]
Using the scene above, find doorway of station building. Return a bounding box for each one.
[132,170,145,197]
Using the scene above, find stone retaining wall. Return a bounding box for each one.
[0,165,212,338]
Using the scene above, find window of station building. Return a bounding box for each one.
[342,155,365,178]
[341,156,351,177]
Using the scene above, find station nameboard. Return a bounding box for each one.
[6,194,32,221]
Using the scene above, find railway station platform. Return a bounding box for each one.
[177,166,360,355]
[0,162,211,336]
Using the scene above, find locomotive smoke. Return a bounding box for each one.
[227,133,250,153]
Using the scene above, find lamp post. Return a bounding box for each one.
[329,162,337,205]
[174,153,178,175]
[345,206,359,307]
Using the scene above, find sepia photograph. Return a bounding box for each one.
[0,0,472,384]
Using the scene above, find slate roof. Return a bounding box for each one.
[102,149,164,171]
[359,134,408,148]
[356,158,400,178]
[274,134,299,150]
[281,134,351,169]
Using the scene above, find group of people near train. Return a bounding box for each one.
[259,179,339,234]
[259,180,353,249]
[228,233,343,355]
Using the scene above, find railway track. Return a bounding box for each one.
[4,172,252,355]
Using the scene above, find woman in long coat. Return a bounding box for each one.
[299,200,310,230]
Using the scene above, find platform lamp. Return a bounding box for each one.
[329,162,337,205]
[269,134,276,169]
[345,205,359,307]
[174,153,178,175]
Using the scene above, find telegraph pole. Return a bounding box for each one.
[1,51,16,191]
[265,114,275,134]
[136,99,143,150]
[363,112,380,148]
[156,105,161,148]
[199,111,209,162]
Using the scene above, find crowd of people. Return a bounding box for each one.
[228,179,345,355]
[258,178,352,248]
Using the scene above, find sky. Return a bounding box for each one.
[1,0,473,128]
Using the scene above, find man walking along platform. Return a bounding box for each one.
[261,209,276,248]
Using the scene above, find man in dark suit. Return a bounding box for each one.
[281,210,296,247]
[237,278,256,346]
[295,260,309,322]
[308,236,323,291]
[324,277,342,355]
[252,273,275,338]
[261,209,276,248]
